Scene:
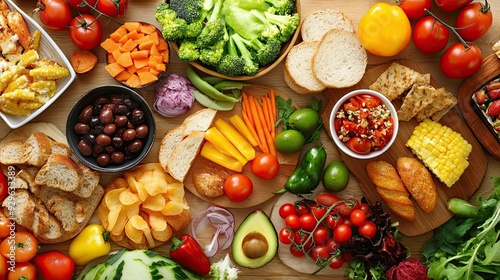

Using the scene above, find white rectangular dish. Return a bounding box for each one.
[1,0,76,129]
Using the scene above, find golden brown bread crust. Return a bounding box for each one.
[366,161,415,221]
[192,162,230,198]
[396,157,437,213]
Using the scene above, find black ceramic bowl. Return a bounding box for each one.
[66,85,156,173]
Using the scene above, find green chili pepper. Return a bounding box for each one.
[276,145,327,195]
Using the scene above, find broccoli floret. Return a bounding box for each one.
[169,0,202,23]
[249,10,281,41]
[178,40,200,62]
[265,11,300,42]
[155,3,188,42]
[186,21,203,38]
[155,3,176,24]
[216,36,246,77]
[236,35,281,66]
[264,0,295,15]
[199,40,225,67]
[231,33,259,76]
[196,0,226,47]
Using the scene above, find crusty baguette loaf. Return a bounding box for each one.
[366,161,415,221]
[301,9,354,42]
[167,131,206,182]
[34,154,83,192]
[312,29,367,88]
[396,157,437,213]
[284,41,326,94]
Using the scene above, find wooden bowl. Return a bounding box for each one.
[167,0,301,81]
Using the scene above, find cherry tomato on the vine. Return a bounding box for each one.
[310,204,327,220]
[67,0,98,12]
[97,0,128,17]
[295,201,310,216]
[69,14,103,50]
[413,16,450,54]
[250,153,279,180]
[279,203,297,219]
[440,42,482,79]
[35,0,72,31]
[456,1,493,42]
[398,0,432,20]
[279,227,294,245]
[434,0,472,12]
[334,224,352,243]
[309,245,329,262]
[358,221,377,239]
[329,256,344,269]
[0,212,11,239]
[289,245,305,257]
[223,174,253,202]
[312,225,329,245]
[325,212,343,231]
[285,214,301,232]
[299,213,316,232]
[350,209,367,227]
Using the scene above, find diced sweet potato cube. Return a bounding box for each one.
[105,62,125,77]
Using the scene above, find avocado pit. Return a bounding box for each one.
[242,232,269,259]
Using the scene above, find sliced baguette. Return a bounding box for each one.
[284,41,326,94]
[25,132,52,166]
[2,189,35,229]
[158,125,185,172]
[167,131,206,182]
[34,154,83,192]
[71,163,99,198]
[182,108,217,137]
[0,140,26,165]
[312,29,367,88]
[301,9,354,42]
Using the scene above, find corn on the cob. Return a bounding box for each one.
[406,119,472,187]
[30,80,57,95]
[29,65,69,80]
[19,50,39,67]
[1,88,35,101]
[3,74,29,93]
[31,30,42,51]
[0,99,30,116]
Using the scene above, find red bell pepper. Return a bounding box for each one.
[0,168,8,203]
[169,234,211,275]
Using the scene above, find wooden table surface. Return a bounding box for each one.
[2,0,500,279]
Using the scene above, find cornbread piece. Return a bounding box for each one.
[396,157,437,213]
[366,161,415,221]
[406,119,472,187]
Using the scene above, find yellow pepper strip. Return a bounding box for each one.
[200,142,244,172]
[205,127,248,165]
[69,224,111,266]
[229,114,258,147]
[214,118,255,161]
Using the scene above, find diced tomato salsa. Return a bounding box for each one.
[334,94,394,155]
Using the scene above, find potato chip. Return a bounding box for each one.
[142,194,166,211]
[152,225,172,242]
[165,209,190,231]
[146,210,168,232]
[126,176,139,193]
[119,188,140,205]
[161,200,185,216]
[125,201,140,219]
[107,206,122,231]
[97,201,110,229]
[166,185,186,203]
[125,218,145,244]
[111,230,125,242]
[105,188,125,211]
[129,214,155,248]
[111,208,128,236]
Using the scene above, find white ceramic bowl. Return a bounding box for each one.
[329,89,399,159]
[0,0,76,129]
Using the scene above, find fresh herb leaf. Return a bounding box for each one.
[275,96,295,130]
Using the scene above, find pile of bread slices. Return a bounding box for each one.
[0,132,103,244]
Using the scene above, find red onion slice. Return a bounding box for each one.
[191,206,235,257]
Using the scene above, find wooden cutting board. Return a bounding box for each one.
[458,54,500,160]
[184,85,301,208]
[321,59,488,236]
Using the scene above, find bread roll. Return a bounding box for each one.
[366,161,415,221]
[396,157,437,213]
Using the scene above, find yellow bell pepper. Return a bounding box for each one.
[358,3,412,56]
[69,224,111,266]
[229,114,258,147]
[200,142,244,172]
[214,118,255,161]
[205,127,248,165]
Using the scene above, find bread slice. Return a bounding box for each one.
[182,108,217,137]
[71,163,99,198]
[0,140,26,165]
[16,168,41,196]
[25,132,52,166]
[50,141,72,157]
[301,9,354,42]
[167,131,206,182]
[284,41,326,94]
[32,200,63,242]
[158,125,185,172]
[312,29,367,88]
[2,189,35,229]
[34,154,83,192]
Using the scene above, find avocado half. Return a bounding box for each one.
[231,210,278,268]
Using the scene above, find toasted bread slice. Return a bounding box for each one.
[397,157,437,213]
[25,132,52,166]
[71,163,99,198]
[0,140,26,165]
[369,63,426,101]
[2,189,35,229]
[284,41,326,94]
[167,131,206,182]
[301,9,354,42]
[158,125,185,172]
[312,29,367,88]
[34,154,83,192]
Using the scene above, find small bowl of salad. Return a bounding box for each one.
[329,89,398,159]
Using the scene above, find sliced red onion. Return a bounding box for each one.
[191,206,235,257]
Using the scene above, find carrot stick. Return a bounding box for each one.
[242,111,262,149]
[264,126,276,156]
[248,95,269,153]
[265,97,276,139]
[269,89,277,125]
[242,92,254,127]
[262,96,272,133]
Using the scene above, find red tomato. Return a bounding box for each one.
[333,224,352,243]
[299,213,316,232]
[334,199,361,217]
[360,202,371,216]
[289,245,305,257]
[97,0,128,17]
[440,43,482,79]
[309,245,329,262]
[310,204,327,220]
[413,16,450,54]
[316,193,342,207]
[0,255,7,280]
[295,201,310,216]
[398,0,432,20]
[0,231,38,262]
[434,0,472,12]
[0,170,8,203]
[350,209,367,227]
[33,251,75,280]
[0,212,11,239]
[456,1,493,42]
[312,225,329,245]
[358,221,377,239]
[285,214,301,232]
[35,0,72,31]
[279,203,297,219]
[69,14,103,50]
[356,94,381,109]
[278,227,293,245]
[223,174,253,202]
[67,0,97,12]
[7,262,36,280]
[346,137,372,155]
[329,255,344,269]
[326,238,341,253]
[293,233,313,251]
[250,153,279,180]
[325,212,343,231]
